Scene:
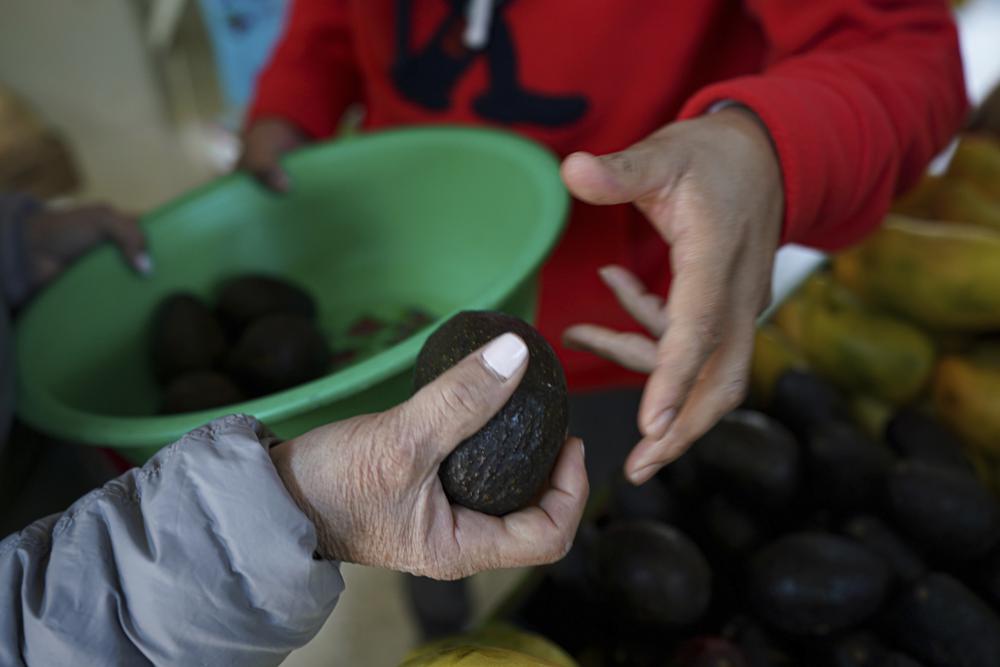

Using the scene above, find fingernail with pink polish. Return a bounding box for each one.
[134,253,154,276]
[482,333,528,381]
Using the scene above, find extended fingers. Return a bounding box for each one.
[563,324,658,374]
[598,265,667,337]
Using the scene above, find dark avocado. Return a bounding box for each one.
[723,616,795,667]
[609,474,677,525]
[657,446,705,506]
[547,522,599,594]
[215,274,316,336]
[702,493,763,559]
[771,369,849,440]
[227,314,331,396]
[413,311,568,516]
[748,532,890,636]
[694,410,799,508]
[805,421,894,511]
[883,572,1000,667]
[882,654,925,667]
[602,637,672,667]
[884,407,971,473]
[973,547,1000,610]
[672,637,749,667]
[150,293,227,382]
[842,515,926,586]
[886,461,1000,561]
[596,520,712,628]
[825,632,888,667]
[822,632,889,667]
[160,371,245,414]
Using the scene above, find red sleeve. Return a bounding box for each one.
[246,0,361,139]
[679,0,968,250]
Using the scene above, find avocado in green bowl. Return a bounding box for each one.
[15,127,568,463]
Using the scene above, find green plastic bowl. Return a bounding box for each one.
[15,127,568,463]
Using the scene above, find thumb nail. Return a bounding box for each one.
[482,333,528,381]
[134,253,154,276]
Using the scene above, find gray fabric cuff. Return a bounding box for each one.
[1,413,343,666]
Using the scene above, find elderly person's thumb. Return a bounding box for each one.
[398,333,529,469]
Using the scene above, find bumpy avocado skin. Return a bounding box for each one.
[413,311,569,516]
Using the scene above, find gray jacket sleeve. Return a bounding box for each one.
[0,414,344,667]
[0,192,40,309]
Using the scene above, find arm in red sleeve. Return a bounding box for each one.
[679,0,968,250]
[247,0,361,139]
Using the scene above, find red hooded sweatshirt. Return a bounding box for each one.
[248,0,967,391]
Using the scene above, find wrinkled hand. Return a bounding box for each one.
[561,107,784,485]
[25,203,149,288]
[237,118,309,193]
[269,333,589,580]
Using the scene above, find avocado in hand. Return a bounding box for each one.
[215,274,317,336]
[228,314,331,396]
[150,293,227,382]
[413,311,568,516]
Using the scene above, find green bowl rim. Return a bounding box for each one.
[15,125,569,448]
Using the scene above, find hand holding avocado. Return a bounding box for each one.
[562,107,783,485]
[269,332,589,579]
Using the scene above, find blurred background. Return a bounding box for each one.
[1,0,1000,664]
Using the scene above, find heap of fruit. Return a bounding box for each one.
[441,133,1000,667]
[758,132,1000,490]
[491,373,1000,666]
[149,273,433,414]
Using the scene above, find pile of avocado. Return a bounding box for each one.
[150,274,332,414]
[508,370,1000,667]
[151,274,438,415]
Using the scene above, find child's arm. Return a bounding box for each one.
[241,0,362,190]
[561,0,967,485]
[678,0,968,251]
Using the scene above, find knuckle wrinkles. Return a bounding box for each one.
[371,437,419,490]
[439,375,482,418]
